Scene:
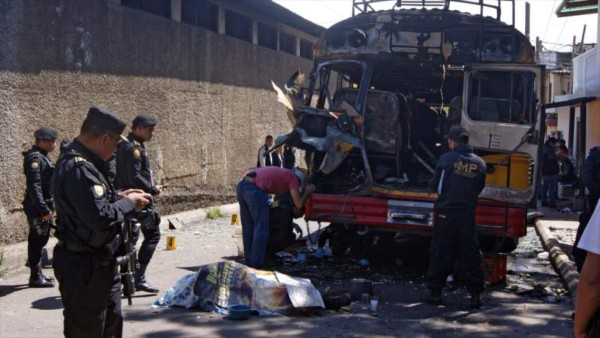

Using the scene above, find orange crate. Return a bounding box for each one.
[481,253,507,285]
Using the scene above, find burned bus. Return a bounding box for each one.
[272,0,545,254]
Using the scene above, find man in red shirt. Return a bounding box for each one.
[237,166,315,269]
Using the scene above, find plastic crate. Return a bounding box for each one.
[481,253,507,285]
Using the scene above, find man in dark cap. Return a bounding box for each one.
[115,113,161,293]
[22,126,58,287]
[52,107,151,337]
[423,126,487,308]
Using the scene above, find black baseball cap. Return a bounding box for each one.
[132,113,158,128]
[83,107,127,140]
[445,126,469,143]
[34,127,57,140]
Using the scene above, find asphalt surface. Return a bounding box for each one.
[0,211,576,337]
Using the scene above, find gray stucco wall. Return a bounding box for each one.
[0,0,313,244]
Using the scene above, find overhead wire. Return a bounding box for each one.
[542,0,558,42]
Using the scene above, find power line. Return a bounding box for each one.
[542,0,558,42]
[556,17,568,44]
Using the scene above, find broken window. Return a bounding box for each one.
[467,70,535,124]
[310,61,364,110]
[122,0,171,18]
[258,22,277,50]
[181,0,218,32]
[225,10,252,43]
[300,39,314,60]
[279,31,296,55]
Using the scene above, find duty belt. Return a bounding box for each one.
[57,240,113,267]
[56,240,88,253]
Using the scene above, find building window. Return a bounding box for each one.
[181,0,218,32]
[122,0,171,19]
[279,31,296,55]
[225,10,252,43]
[258,22,277,50]
[300,39,313,59]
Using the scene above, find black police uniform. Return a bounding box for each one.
[426,139,487,302]
[283,145,296,169]
[52,108,134,338]
[114,117,160,293]
[22,127,57,287]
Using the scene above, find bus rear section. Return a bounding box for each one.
[271,0,544,254]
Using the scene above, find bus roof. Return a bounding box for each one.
[315,6,533,65]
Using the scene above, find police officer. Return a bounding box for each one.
[424,126,487,308]
[283,144,296,169]
[22,127,58,288]
[114,113,161,293]
[52,107,151,337]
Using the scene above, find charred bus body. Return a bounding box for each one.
[273,0,545,255]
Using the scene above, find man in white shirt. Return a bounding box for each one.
[257,135,273,167]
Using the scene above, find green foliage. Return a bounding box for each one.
[206,208,223,220]
[0,249,5,277]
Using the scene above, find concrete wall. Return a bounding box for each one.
[0,0,314,244]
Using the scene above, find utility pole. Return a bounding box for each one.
[579,24,587,53]
[525,2,530,40]
[535,36,541,63]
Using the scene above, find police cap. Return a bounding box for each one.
[446,126,469,143]
[132,113,157,128]
[34,127,57,140]
[83,107,127,137]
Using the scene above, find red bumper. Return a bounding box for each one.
[305,193,527,238]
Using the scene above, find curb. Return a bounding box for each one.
[0,203,241,277]
[534,218,579,298]
[0,238,58,277]
[159,203,239,228]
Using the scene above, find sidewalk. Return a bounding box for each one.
[533,208,580,297]
[0,203,241,276]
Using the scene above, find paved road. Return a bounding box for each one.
[0,217,574,337]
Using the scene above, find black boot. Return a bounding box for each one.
[29,265,54,288]
[470,292,482,309]
[135,263,159,293]
[422,289,443,305]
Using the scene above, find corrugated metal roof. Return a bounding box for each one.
[556,0,598,17]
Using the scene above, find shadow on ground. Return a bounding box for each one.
[31,296,62,310]
[0,284,29,298]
